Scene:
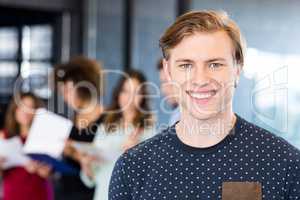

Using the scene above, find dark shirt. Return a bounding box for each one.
[55,114,105,200]
[109,115,300,199]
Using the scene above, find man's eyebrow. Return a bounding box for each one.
[205,58,227,63]
[175,58,227,63]
[175,59,194,63]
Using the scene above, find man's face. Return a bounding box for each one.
[164,31,241,120]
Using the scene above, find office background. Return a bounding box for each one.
[0,0,299,148]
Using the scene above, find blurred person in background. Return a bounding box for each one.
[53,56,105,200]
[157,58,180,126]
[79,69,155,200]
[0,92,53,200]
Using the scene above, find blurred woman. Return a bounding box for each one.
[0,92,53,200]
[53,56,105,200]
[79,69,155,200]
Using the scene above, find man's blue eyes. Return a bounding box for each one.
[178,63,223,69]
[208,63,223,69]
[179,64,192,69]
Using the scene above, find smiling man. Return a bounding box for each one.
[109,10,300,199]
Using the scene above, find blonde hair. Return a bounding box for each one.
[159,10,246,67]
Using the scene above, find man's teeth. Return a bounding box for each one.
[189,92,214,99]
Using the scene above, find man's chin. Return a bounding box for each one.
[180,101,225,119]
[185,106,223,120]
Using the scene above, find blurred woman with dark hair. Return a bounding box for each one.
[53,56,105,200]
[79,69,155,200]
[0,92,53,200]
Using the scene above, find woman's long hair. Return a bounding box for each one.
[4,92,44,138]
[104,69,153,132]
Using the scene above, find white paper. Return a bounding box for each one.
[0,137,30,169]
[23,108,73,158]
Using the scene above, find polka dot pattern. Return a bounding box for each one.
[109,115,300,199]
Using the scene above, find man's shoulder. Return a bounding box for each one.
[238,116,300,160]
[115,127,174,164]
[130,128,173,155]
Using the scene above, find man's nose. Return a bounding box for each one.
[190,65,210,84]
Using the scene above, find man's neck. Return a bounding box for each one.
[175,109,236,148]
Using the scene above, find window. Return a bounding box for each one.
[21,25,53,99]
[0,25,54,100]
[0,28,19,98]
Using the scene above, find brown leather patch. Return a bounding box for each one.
[222,182,262,200]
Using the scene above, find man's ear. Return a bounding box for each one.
[234,65,242,86]
[163,58,172,81]
[236,64,242,76]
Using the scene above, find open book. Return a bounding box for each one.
[23,108,76,174]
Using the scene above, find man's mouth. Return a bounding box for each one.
[186,89,217,104]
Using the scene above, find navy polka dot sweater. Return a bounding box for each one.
[109,115,300,199]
